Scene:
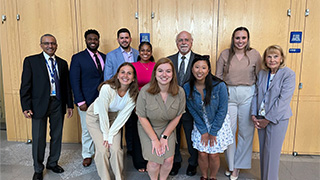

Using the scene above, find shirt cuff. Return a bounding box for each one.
[77,101,86,107]
[108,136,113,144]
[103,133,108,142]
[199,128,208,135]
[209,131,218,136]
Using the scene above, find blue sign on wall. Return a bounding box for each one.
[140,33,150,43]
[289,48,301,53]
[290,31,302,43]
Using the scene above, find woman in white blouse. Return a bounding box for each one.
[86,62,139,180]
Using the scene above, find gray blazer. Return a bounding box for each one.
[168,51,199,86]
[251,67,296,124]
[104,46,139,80]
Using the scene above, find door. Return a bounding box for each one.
[293,0,320,155]
[151,0,218,65]
[15,0,78,142]
[217,0,291,152]
[75,0,139,53]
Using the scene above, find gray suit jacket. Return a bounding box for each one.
[104,46,139,80]
[251,67,296,124]
[168,51,199,86]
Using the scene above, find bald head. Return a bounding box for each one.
[176,31,193,55]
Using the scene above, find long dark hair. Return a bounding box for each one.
[189,55,225,106]
[98,62,139,102]
[137,41,155,62]
[226,27,252,73]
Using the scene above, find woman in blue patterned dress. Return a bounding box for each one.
[183,55,233,180]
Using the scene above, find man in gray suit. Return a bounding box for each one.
[168,31,199,176]
[104,28,139,155]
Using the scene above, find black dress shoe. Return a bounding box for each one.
[33,172,43,180]
[169,162,181,176]
[186,164,197,176]
[46,165,64,173]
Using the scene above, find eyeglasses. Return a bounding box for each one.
[41,42,57,46]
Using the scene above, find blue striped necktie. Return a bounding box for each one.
[49,58,60,100]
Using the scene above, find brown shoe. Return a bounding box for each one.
[82,158,92,167]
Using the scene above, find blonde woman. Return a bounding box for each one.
[251,45,295,180]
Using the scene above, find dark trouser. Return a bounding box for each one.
[32,97,64,173]
[130,112,148,169]
[125,112,134,152]
[173,110,198,166]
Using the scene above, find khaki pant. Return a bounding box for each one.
[224,85,255,170]
[86,104,124,180]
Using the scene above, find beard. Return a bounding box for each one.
[86,43,99,52]
[120,42,130,50]
[179,45,190,54]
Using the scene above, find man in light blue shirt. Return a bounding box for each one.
[104,28,139,80]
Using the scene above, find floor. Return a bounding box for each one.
[0,130,319,180]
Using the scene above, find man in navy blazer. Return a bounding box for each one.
[168,31,200,176]
[70,29,106,167]
[103,28,139,154]
[104,28,139,80]
[20,34,74,180]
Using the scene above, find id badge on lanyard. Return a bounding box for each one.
[259,71,271,116]
[45,58,57,95]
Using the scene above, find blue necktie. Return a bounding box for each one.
[49,58,60,100]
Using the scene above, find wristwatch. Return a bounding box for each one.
[161,134,168,139]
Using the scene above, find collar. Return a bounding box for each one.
[178,51,191,60]
[120,46,132,54]
[86,48,99,58]
[43,52,56,61]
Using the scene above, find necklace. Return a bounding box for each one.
[140,61,150,70]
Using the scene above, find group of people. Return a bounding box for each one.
[20,27,296,180]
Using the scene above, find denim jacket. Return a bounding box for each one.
[183,80,228,136]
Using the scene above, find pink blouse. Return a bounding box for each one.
[132,61,156,90]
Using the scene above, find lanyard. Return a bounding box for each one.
[262,70,272,104]
[45,58,57,84]
[266,70,271,91]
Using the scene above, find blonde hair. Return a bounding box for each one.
[262,45,286,71]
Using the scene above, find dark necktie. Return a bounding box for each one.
[178,56,186,86]
[94,54,102,74]
[49,58,60,100]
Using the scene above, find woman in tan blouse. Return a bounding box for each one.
[136,58,186,180]
[216,27,261,180]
